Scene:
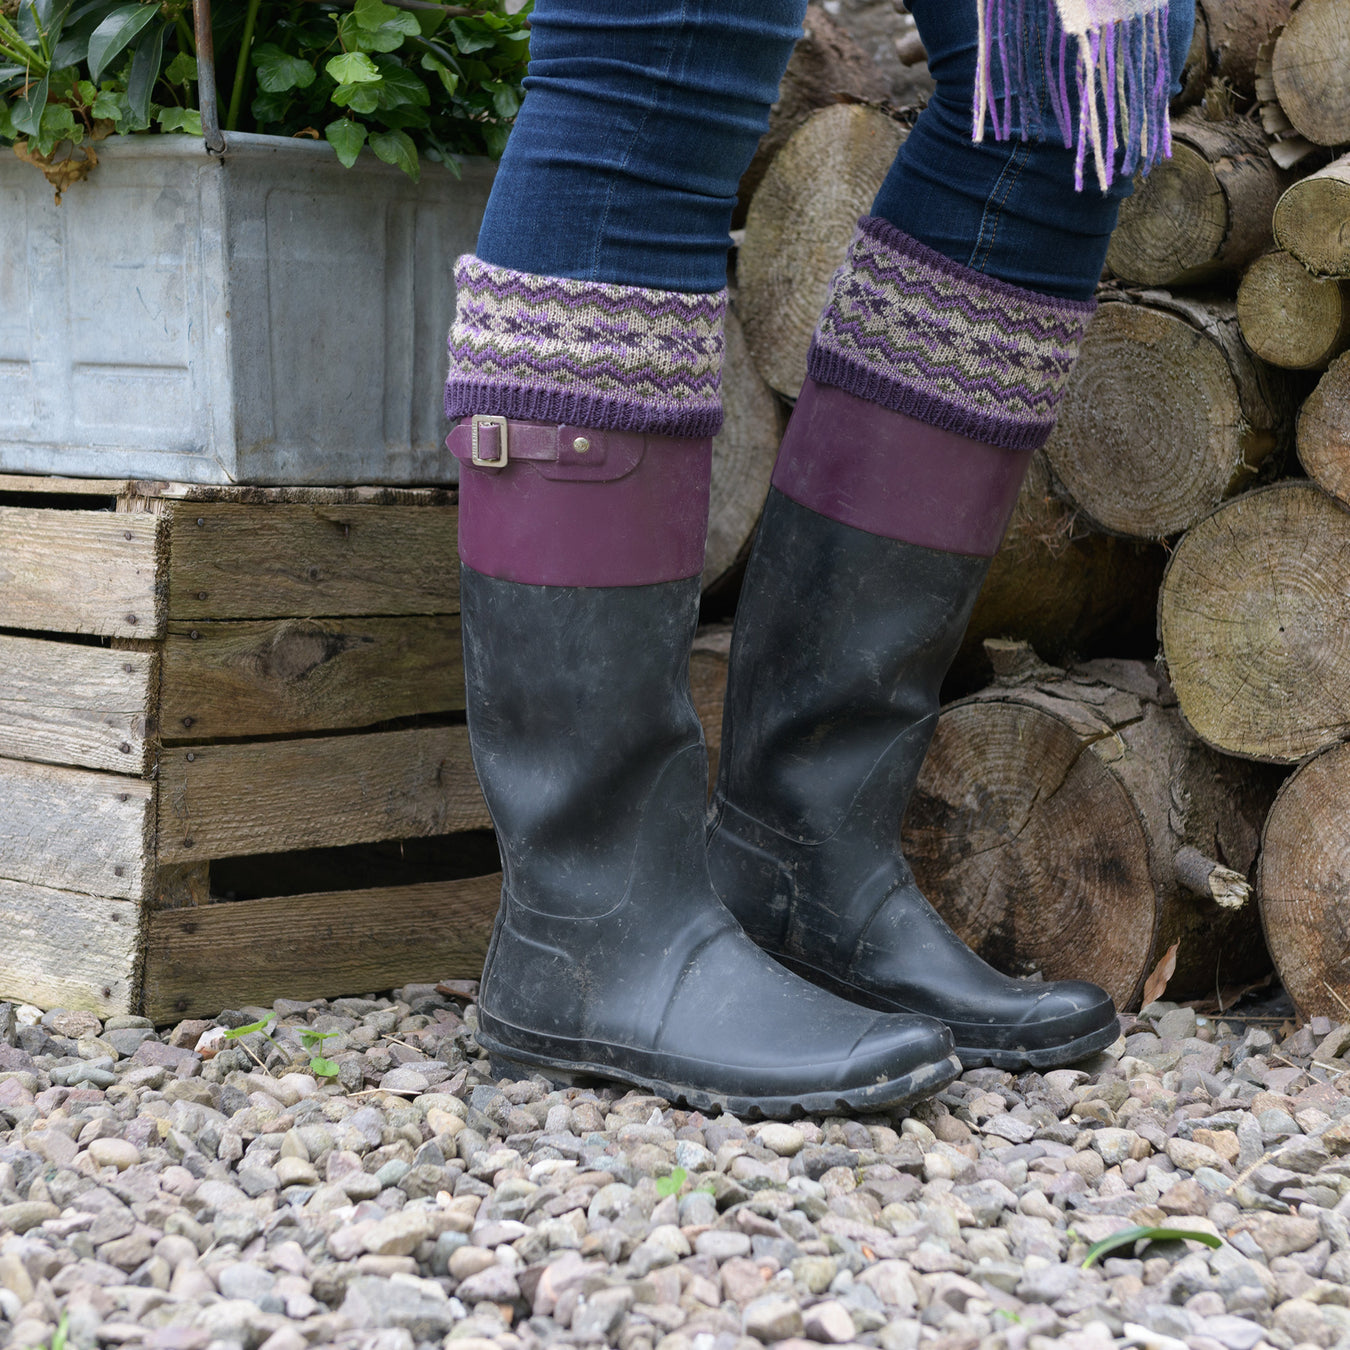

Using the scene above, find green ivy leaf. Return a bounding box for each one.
[252,42,315,94]
[309,1056,340,1078]
[1081,1225,1222,1269]
[164,51,197,85]
[448,19,499,54]
[369,126,417,180]
[11,72,49,138]
[86,3,159,83]
[489,81,520,119]
[331,81,380,114]
[324,115,366,167]
[33,98,78,154]
[326,51,381,85]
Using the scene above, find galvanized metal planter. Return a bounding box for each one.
[0,133,493,484]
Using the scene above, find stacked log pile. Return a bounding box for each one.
[701,0,1350,1015]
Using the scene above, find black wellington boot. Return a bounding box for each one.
[449,412,960,1118]
[707,380,1121,1070]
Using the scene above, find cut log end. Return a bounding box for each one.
[1237,251,1350,370]
[1297,351,1350,508]
[1270,0,1350,147]
[1259,740,1350,1021]
[1044,297,1287,539]
[1159,482,1350,763]
[1273,153,1350,279]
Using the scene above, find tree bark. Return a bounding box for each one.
[1297,351,1350,508]
[1044,292,1293,539]
[1273,152,1350,278]
[705,308,787,596]
[733,3,891,228]
[1193,0,1295,95]
[1106,111,1290,287]
[1270,0,1350,147]
[1237,250,1350,369]
[1159,481,1350,763]
[739,102,908,399]
[949,451,1166,691]
[1258,739,1350,1022]
[902,644,1279,1009]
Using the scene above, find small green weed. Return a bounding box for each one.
[655,1165,714,1199]
[1081,1224,1221,1268]
[224,1013,340,1079]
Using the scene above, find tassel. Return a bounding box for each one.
[975,0,1175,193]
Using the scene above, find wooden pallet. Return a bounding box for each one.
[0,474,499,1021]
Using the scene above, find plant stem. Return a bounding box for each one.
[224,0,263,132]
[176,13,197,55]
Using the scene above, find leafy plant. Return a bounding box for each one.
[224,1011,341,1079]
[1,0,529,196]
[1080,1224,1222,1269]
[655,1165,715,1200]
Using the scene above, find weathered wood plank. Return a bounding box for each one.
[0,506,163,639]
[0,475,456,507]
[160,616,464,741]
[166,503,459,620]
[141,874,501,1020]
[157,725,490,862]
[0,634,156,774]
[0,474,132,498]
[0,878,139,1016]
[0,759,153,900]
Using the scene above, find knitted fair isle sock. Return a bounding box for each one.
[807,217,1097,451]
[445,256,727,439]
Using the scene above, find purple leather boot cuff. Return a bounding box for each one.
[771,379,1032,557]
[449,417,711,587]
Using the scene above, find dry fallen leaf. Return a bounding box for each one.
[1141,940,1180,1007]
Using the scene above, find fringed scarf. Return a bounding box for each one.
[975,0,1173,191]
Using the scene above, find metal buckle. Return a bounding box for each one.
[470,414,509,468]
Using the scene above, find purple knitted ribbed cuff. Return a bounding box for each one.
[807,218,1096,451]
[445,256,727,439]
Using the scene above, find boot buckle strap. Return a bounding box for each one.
[470,414,509,468]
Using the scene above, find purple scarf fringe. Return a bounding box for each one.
[975,0,1173,192]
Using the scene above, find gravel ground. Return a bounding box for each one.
[1,990,1349,1350]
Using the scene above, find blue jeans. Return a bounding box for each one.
[476,0,1193,301]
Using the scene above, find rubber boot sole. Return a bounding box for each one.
[773,953,1123,1073]
[475,1025,961,1120]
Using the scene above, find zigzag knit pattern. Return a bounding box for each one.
[808,218,1096,450]
[445,256,727,438]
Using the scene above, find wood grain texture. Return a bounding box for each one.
[1044,293,1292,538]
[1237,250,1350,369]
[690,625,732,794]
[141,874,501,1020]
[166,502,458,621]
[1274,152,1350,278]
[160,616,465,741]
[903,651,1277,1009]
[1106,113,1288,287]
[739,104,908,398]
[0,634,156,774]
[1271,0,1350,146]
[0,879,140,1015]
[1298,351,1350,507]
[0,505,163,639]
[1160,482,1350,762]
[1258,739,1350,1020]
[157,725,490,862]
[704,310,786,594]
[953,451,1165,688]
[0,759,153,900]
[1195,0,1295,94]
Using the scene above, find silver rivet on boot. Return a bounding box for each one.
[572,437,590,454]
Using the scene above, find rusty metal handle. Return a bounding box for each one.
[193,0,226,153]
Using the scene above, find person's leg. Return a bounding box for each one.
[707,0,1194,1069]
[445,0,960,1114]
